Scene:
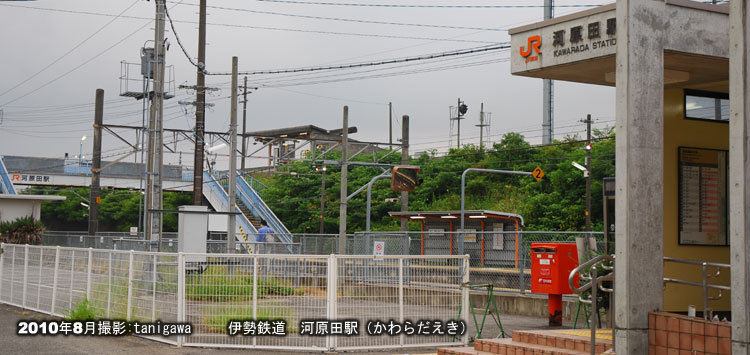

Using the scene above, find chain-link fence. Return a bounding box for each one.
[0,243,469,351]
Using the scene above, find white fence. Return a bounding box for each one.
[0,243,469,352]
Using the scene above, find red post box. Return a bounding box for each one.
[530,243,580,326]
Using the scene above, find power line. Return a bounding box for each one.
[0,3,501,44]
[191,3,510,32]
[0,0,140,99]
[260,55,509,88]
[208,44,509,76]
[250,0,607,9]
[0,19,151,107]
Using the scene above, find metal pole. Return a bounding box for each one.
[22,245,28,308]
[590,265,598,355]
[702,263,708,320]
[366,174,392,232]
[241,76,248,171]
[585,114,592,235]
[479,103,484,149]
[127,250,134,320]
[460,168,532,256]
[338,106,349,254]
[400,115,409,232]
[192,0,207,205]
[228,56,238,257]
[177,252,185,346]
[89,89,104,236]
[457,98,461,148]
[51,246,59,315]
[543,0,554,145]
[388,102,392,149]
[86,247,93,300]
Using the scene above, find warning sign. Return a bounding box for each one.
[373,241,385,256]
[532,166,545,181]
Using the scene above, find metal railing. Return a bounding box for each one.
[235,174,294,247]
[0,155,17,194]
[40,230,604,294]
[0,243,469,352]
[663,257,731,320]
[569,254,614,355]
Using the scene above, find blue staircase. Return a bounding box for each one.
[0,156,17,195]
[202,171,293,253]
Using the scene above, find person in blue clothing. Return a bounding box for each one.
[257,220,273,254]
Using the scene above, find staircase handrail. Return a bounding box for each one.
[234,174,294,252]
[568,254,615,355]
[239,171,269,194]
[663,257,731,320]
[203,172,256,254]
[0,156,17,195]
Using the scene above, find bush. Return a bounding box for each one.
[66,298,97,321]
[0,216,45,244]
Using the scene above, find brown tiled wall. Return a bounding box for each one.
[649,311,732,355]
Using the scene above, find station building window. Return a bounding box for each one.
[684,89,729,122]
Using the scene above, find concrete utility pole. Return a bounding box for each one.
[227,57,238,254]
[192,0,207,205]
[338,106,349,253]
[584,114,592,234]
[145,0,166,242]
[729,1,750,352]
[542,0,554,144]
[89,89,104,237]
[400,115,409,232]
[241,76,248,171]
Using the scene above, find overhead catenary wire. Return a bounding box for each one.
[206,44,509,76]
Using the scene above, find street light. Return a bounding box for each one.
[79,136,87,170]
[571,161,589,177]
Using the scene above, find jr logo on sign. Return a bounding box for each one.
[520,35,541,63]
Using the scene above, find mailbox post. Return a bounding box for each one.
[530,243,580,326]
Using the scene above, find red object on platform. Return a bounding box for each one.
[530,243,580,326]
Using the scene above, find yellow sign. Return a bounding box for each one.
[532,166,545,181]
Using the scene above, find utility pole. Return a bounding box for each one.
[89,89,104,237]
[400,115,409,232]
[145,0,166,243]
[338,106,349,254]
[227,57,238,255]
[584,114,592,234]
[388,102,393,149]
[192,0,207,206]
[542,0,554,144]
[241,76,248,171]
[477,103,491,150]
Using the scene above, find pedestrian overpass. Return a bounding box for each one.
[0,155,292,251]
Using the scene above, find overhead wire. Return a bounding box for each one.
[249,0,608,9]
[0,0,140,99]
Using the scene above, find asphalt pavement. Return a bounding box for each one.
[0,303,558,355]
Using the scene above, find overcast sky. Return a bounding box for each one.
[0,0,615,169]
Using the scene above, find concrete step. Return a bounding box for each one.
[509,329,612,354]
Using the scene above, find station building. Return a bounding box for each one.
[508,1,748,352]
